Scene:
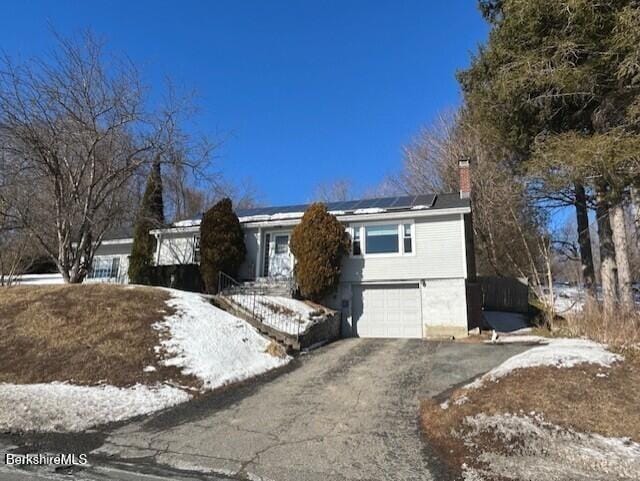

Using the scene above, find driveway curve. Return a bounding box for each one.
[91,339,525,481]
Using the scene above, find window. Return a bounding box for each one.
[193,236,201,263]
[365,225,399,254]
[262,233,271,277]
[403,224,412,253]
[275,235,289,254]
[89,257,119,279]
[352,228,362,256]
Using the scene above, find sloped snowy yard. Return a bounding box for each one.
[230,293,327,335]
[425,336,637,481]
[0,288,289,432]
[465,338,621,390]
[158,289,290,389]
[461,413,640,481]
[0,383,189,433]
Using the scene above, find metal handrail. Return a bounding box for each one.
[217,272,302,339]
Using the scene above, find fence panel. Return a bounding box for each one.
[478,276,529,313]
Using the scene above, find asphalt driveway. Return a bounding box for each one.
[80,338,524,481]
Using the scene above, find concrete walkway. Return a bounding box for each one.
[88,339,524,481]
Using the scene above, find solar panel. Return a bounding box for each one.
[236,193,441,220]
[375,197,398,209]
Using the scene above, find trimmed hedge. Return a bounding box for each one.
[149,264,203,292]
[290,203,350,302]
[199,198,246,293]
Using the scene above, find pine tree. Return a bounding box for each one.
[289,203,350,302]
[128,161,165,284]
[460,0,640,307]
[199,198,246,293]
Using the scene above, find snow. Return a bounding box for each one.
[460,413,640,481]
[466,338,621,389]
[12,273,64,285]
[238,212,305,223]
[0,288,289,433]
[486,334,549,344]
[157,289,290,389]
[229,294,325,335]
[0,383,189,433]
[173,219,201,227]
[353,207,387,214]
[410,204,431,210]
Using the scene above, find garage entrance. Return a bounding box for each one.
[352,284,422,338]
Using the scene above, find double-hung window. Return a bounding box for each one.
[352,228,362,256]
[193,236,201,264]
[89,257,120,279]
[403,224,413,253]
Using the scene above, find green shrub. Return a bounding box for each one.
[199,198,246,293]
[128,161,164,284]
[290,203,350,302]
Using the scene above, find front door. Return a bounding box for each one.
[268,233,292,278]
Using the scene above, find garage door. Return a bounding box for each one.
[352,284,422,338]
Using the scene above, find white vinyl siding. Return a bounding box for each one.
[87,243,132,284]
[341,214,465,282]
[156,233,199,265]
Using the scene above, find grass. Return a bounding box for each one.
[421,355,640,476]
[0,284,200,389]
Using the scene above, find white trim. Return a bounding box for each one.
[148,206,471,235]
[263,229,294,278]
[460,213,467,279]
[150,226,199,235]
[240,206,471,228]
[255,227,263,279]
[100,238,133,246]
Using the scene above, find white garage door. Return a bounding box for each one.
[352,284,422,338]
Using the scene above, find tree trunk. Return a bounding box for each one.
[631,186,640,248]
[610,201,634,308]
[595,187,617,311]
[574,183,595,291]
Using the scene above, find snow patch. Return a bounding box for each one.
[172,219,201,227]
[12,274,64,285]
[157,289,290,389]
[229,294,325,335]
[460,413,640,481]
[410,204,431,210]
[466,338,621,389]
[353,207,386,214]
[0,383,189,433]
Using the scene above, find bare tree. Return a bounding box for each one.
[0,31,214,283]
[312,179,353,203]
[394,110,547,278]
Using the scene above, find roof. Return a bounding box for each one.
[167,193,469,230]
[101,225,134,242]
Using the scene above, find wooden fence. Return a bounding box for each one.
[478,276,529,314]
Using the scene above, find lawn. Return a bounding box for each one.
[421,340,640,480]
[0,284,289,432]
[0,284,198,388]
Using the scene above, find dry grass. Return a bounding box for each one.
[265,340,288,358]
[554,302,640,351]
[0,284,200,389]
[421,356,640,476]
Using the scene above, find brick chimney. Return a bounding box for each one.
[458,159,471,199]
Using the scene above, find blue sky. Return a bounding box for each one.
[0,1,489,205]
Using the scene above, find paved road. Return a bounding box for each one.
[2,339,525,481]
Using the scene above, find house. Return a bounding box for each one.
[92,160,476,339]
